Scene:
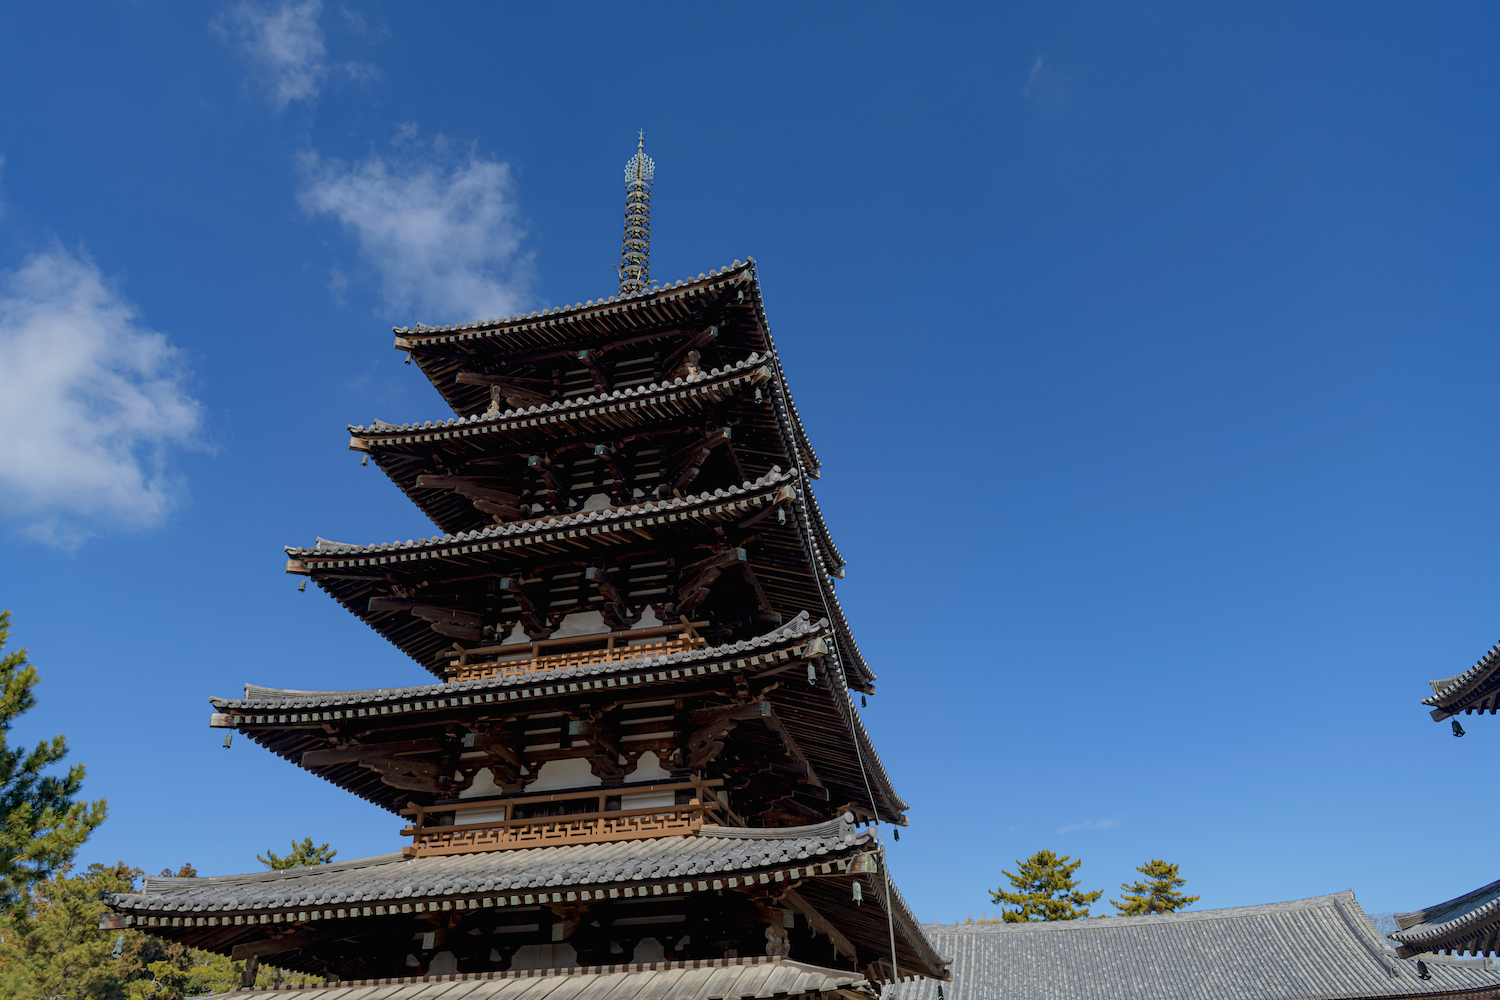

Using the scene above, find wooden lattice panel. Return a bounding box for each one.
[445,626,707,682]
[404,808,705,857]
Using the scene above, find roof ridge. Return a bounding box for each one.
[922,891,1362,932]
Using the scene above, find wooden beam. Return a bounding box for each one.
[454,372,553,408]
[576,350,612,393]
[231,930,324,961]
[527,454,571,507]
[367,598,484,629]
[759,705,826,789]
[661,427,731,496]
[414,475,521,506]
[781,889,858,963]
[677,548,747,617]
[593,444,632,503]
[301,738,450,767]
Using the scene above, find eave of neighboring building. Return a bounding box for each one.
[1423,641,1500,721]
[1395,879,1500,959]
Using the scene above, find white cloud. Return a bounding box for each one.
[0,246,203,547]
[1057,817,1118,834]
[213,0,329,110]
[297,139,533,323]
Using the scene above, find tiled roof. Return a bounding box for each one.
[211,613,824,711]
[898,893,1500,1000]
[106,818,872,918]
[201,956,871,1000]
[392,260,820,479]
[285,468,799,560]
[1395,879,1500,958]
[1423,641,1500,720]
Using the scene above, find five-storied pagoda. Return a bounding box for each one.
[101,138,948,994]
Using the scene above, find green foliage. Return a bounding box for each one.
[0,861,319,997]
[0,861,145,998]
[1111,859,1200,916]
[990,849,1103,921]
[0,611,107,913]
[257,837,336,870]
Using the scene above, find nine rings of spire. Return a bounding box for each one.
[618,131,655,297]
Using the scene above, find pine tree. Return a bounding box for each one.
[257,837,337,870]
[1111,859,1200,916]
[990,850,1103,921]
[0,611,107,913]
[0,861,145,998]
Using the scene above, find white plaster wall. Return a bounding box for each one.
[455,767,507,825]
[631,937,666,964]
[510,943,578,971]
[622,750,676,810]
[528,757,601,792]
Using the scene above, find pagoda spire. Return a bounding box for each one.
[617,131,655,296]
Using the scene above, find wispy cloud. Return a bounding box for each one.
[1058,816,1118,834]
[297,134,534,324]
[0,245,203,547]
[213,0,329,109]
[1024,55,1045,99]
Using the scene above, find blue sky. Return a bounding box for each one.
[1,2,1497,924]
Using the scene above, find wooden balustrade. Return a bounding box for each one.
[444,622,709,682]
[399,779,726,857]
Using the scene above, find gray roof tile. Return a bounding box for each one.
[285,469,797,559]
[196,957,868,1000]
[106,819,871,916]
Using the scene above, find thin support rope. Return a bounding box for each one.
[754,277,904,990]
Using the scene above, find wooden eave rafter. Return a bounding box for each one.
[280,471,870,690]
[210,624,905,824]
[349,361,783,536]
[1424,643,1500,720]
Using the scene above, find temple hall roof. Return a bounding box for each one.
[1422,641,1500,721]
[898,893,1500,1000]
[195,956,871,1000]
[1394,878,1500,958]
